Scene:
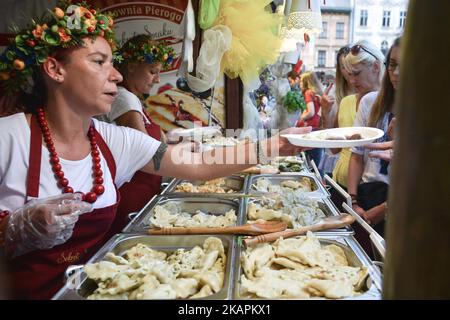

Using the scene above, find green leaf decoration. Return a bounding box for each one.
[43,32,60,46]
[37,54,47,64]
[283,90,307,113]
[6,51,16,61]
[16,46,28,54]
[15,35,24,45]
[97,16,109,30]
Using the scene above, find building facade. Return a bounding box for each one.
[304,0,409,72]
[314,0,352,72]
[352,0,409,55]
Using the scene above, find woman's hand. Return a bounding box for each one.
[5,193,93,258]
[320,94,335,115]
[387,117,396,139]
[364,203,387,226]
[366,141,394,162]
[352,203,367,218]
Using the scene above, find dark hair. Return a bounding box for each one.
[368,37,401,127]
[18,46,74,114]
[287,70,300,80]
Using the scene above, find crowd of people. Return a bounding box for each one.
[252,37,401,256]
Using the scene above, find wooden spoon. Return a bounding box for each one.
[243,214,355,247]
[148,220,287,236]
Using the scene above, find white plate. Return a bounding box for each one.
[282,127,385,148]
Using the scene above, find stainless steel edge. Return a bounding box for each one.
[160,178,178,195]
[122,194,161,233]
[324,174,352,208]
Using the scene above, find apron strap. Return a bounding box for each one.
[92,124,117,181]
[26,114,42,198]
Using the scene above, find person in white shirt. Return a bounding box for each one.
[347,38,402,233]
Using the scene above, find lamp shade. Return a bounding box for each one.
[279,26,299,52]
[287,0,322,35]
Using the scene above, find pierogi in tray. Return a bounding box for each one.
[175,178,236,194]
[85,237,226,300]
[247,178,325,228]
[149,202,237,228]
[240,232,369,299]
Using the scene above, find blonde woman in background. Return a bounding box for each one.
[318,45,355,177]
[331,41,385,196]
[320,46,354,129]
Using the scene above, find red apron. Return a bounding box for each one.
[108,108,162,235]
[9,115,120,299]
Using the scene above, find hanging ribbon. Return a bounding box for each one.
[293,59,303,74]
[304,33,310,44]
[198,0,221,30]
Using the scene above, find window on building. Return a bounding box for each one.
[318,50,326,67]
[400,11,407,28]
[336,22,345,39]
[381,40,389,56]
[382,11,391,27]
[319,21,328,39]
[360,10,368,26]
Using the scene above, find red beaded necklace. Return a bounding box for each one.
[36,107,105,203]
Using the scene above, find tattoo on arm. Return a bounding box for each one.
[153,142,168,171]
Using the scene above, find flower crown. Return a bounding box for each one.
[0,1,120,93]
[120,40,176,70]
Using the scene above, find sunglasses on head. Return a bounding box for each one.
[337,46,350,58]
[350,45,379,62]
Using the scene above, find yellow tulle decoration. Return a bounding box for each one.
[213,0,282,85]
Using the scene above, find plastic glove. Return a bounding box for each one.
[5,193,93,258]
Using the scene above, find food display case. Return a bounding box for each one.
[53,234,236,300]
[53,154,381,300]
[123,196,244,233]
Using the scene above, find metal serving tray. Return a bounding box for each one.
[164,175,248,195]
[241,197,353,235]
[233,234,382,300]
[53,234,235,300]
[122,196,243,233]
[160,178,177,195]
[246,174,330,199]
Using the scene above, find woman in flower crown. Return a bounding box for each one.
[0,2,310,299]
[97,34,174,236]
